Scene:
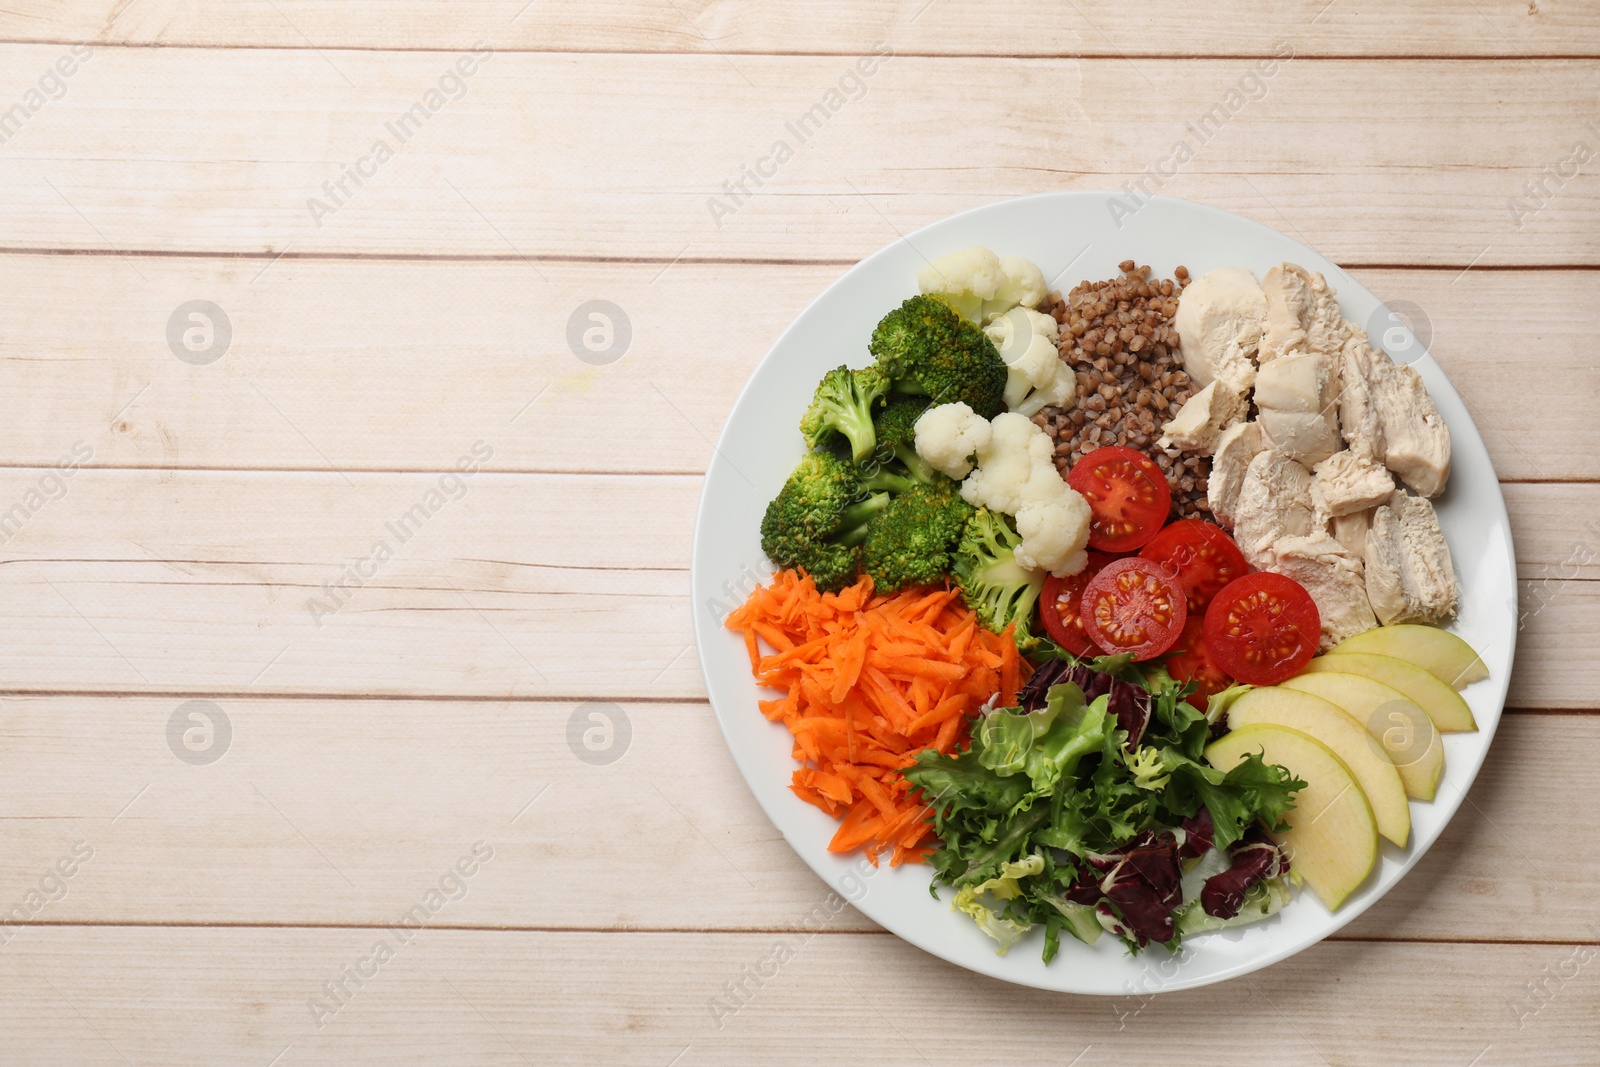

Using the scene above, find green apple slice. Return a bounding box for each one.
[1328,625,1488,690]
[1281,672,1444,801]
[1299,652,1477,733]
[1206,723,1378,911]
[1227,687,1410,848]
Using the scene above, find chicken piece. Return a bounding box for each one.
[1258,264,1348,365]
[1312,450,1395,519]
[1207,421,1267,530]
[1232,449,1314,571]
[1329,508,1372,558]
[1172,267,1267,394]
[1255,351,1342,466]
[1338,336,1385,462]
[1271,532,1378,650]
[1364,492,1458,625]
[1370,361,1451,498]
[1158,381,1249,455]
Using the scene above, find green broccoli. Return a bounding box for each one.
[952,507,1045,648]
[868,295,1008,418]
[799,365,891,464]
[760,450,913,592]
[871,394,937,483]
[861,477,975,593]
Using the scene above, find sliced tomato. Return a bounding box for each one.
[1066,446,1172,553]
[1164,614,1233,711]
[1079,557,1187,661]
[1139,519,1251,614]
[1039,551,1118,656]
[1203,572,1321,686]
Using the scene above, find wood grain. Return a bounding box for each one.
[0,49,1593,263]
[0,469,1592,704]
[0,699,1592,943]
[2,0,1597,57]
[2,256,1595,481]
[0,928,1592,1066]
[0,3,1592,1057]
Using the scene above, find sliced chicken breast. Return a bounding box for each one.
[1371,361,1452,498]
[1158,380,1249,455]
[1312,450,1395,519]
[1258,264,1347,365]
[1207,420,1266,530]
[1364,492,1458,624]
[1271,531,1379,650]
[1233,448,1314,571]
[1255,351,1342,466]
[1173,267,1267,394]
[1330,507,1372,558]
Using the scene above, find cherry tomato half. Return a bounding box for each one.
[1139,519,1251,615]
[1067,446,1172,553]
[1203,572,1321,686]
[1039,551,1119,657]
[1080,557,1187,661]
[1164,614,1233,711]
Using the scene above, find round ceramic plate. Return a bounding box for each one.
[690,192,1516,994]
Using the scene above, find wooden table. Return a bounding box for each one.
[0,3,1595,1063]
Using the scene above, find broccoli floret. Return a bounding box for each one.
[952,507,1045,648]
[872,394,937,483]
[868,296,1008,418]
[760,451,902,591]
[861,478,975,593]
[799,365,891,464]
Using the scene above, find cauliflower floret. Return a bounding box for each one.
[918,247,1003,323]
[959,412,1091,577]
[919,246,1049,323]
[993,256,1047,318]
[960,413,1054,515]
[985,307,1076,415]
[913,401,992,480]
[1013,491,1091,576]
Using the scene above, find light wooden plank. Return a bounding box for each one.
[0,469,1593,703]
[4,0,1598,56]
[0,698,1592,943]
[0,49,1594,263]
[1,256,1595,482]
[0,469,702,699]
[0,928,1592,1065]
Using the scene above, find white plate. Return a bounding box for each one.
[689,192,1516,994]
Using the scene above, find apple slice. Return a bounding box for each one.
[1227,687,1410,847]
[1299,652,1477,733]
[1206,723,1378,911]
[1328,625,1488,690]
[1281,672,1444,801]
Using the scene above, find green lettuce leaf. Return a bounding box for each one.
[1159,749,1305,851]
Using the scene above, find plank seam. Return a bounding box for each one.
[0,248,1595,272]
[0,920,1594,946]
[0,690,1588,713]
[0,40,1598,60]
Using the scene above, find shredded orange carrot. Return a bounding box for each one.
[725,569,1029,866]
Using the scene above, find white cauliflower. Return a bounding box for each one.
[959,412,1091,577]
[918,246,1049,324]
[918,247,1003,323]
[912,401,992,480]
[993,256,1047,317]
[1013,493,1091,577]
[985,307,1077,416]
[960,412,1055,515]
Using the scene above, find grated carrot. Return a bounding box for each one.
[725,568,1028,866]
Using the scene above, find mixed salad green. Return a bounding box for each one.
[905,654,1303,959]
